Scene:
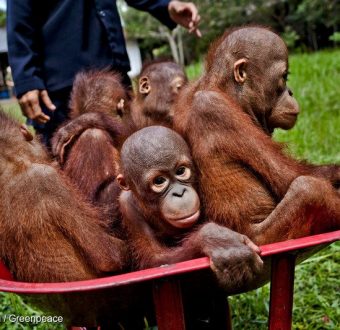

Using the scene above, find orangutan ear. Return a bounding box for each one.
[117,174,130,191]
[139,76,151,95]
[233,58,248,84]
[116,98,125,116]
[20,124,33,141]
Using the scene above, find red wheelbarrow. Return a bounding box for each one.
[0,230,339,330]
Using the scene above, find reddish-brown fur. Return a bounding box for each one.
[52,63,188,223]
[118,126,263,290]
[52,70,132,224]
[130,60,188,129]
[0,111,127,282]
[173,26,340,245]
[69,69,131,119]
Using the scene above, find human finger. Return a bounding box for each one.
[40,90,56,111]
[18,91,37,119]
[195,28,202,38]
[29,99,50,124]
[189,25,202,38]
[187,8,201,37]
[186,3,199,23]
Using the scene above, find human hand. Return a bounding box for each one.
[168,1,201,37]
[18,89,56,124]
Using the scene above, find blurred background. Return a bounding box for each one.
[120,0,340,65]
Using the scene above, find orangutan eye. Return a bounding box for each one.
[154,176,166,185]
[175,166,191,180]
[151,176,169,193]
[172,77,185,93]
[176,82,183,90]
[283,71,290,82]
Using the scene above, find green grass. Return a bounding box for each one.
[0,293,64,330]
[0,100,25,122]
[274,50,340,164]
[229,244,340,330]
[1,49,339,329]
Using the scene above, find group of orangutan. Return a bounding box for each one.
[0,26,339,289]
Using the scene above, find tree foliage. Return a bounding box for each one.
[120,0,339,64]
[0,11,6,28]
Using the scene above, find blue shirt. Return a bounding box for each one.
[7,0,176,97]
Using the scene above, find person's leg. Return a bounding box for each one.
[114,69,132,93]
[120,72,132,90]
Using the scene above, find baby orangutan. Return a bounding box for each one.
[130,60,188,129]
[173,26,340,245]
[117,126,263,288]
[0,110,127,282]
[51,70,133,227]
